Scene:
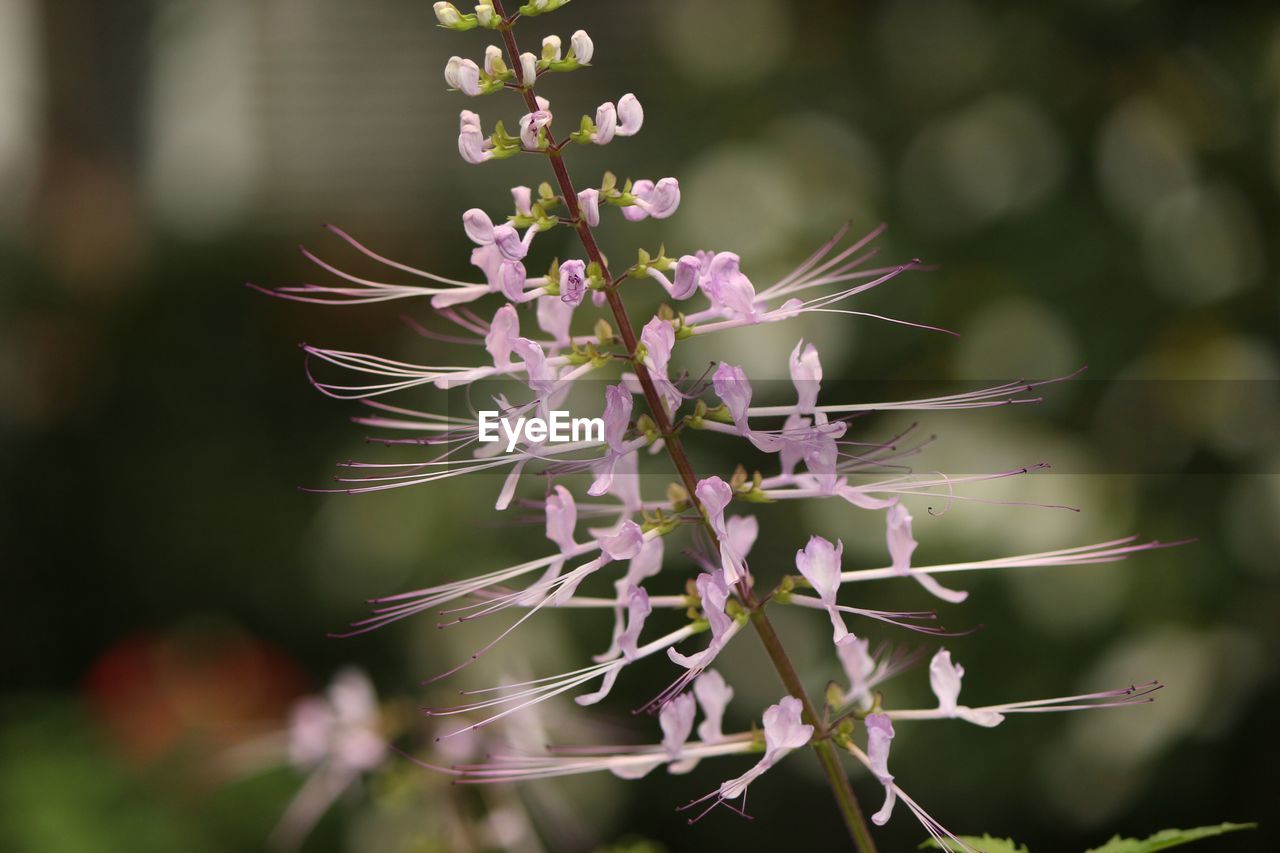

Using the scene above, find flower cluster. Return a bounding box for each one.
[257,2,1180,847]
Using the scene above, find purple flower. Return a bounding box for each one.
[544,484,578,554]
[865,712,896,825]
[484,304,519,369]
[622,177,681,221]
[887,504,969,604]
[638,316,681,416]
[668,572,735,671]
[592,101,617,145]
[457,110,492,164]
[703,253,761,322]
[520,109,553,149]
[928,649,1004,727]
[618,583,651,662]
[600,519,644,562]
[616,93,644,136]
[693,669,734,744]
[588,383,634,497]
[536,294,574,348]
[559,258,587,305]
[660,691,699,773]
[789,340,822,414]
[795,535,848,642]
[695,476,748,584]
[714,696,812,802]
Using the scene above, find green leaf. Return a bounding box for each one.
[920,836,1029,853]
[1085,822,1256,852]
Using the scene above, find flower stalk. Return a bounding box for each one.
[260,3,1182,848]
[488,2,878,847]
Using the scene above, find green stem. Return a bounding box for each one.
[488,5,877,849]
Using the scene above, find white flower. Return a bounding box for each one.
[511,185,533,217]
[693,669,734,744]
[484,44,505,76]
[570,29,594,64]
[444,56,482,96]
[457,110,492,164]
[578,188,600,226]
[519,51,538,85]
[542,34,562,62]
[795,535,848,642]
[928,649,1005,727]
[592,101,617,145]
[433,2,462,27]
[475,3,498,27]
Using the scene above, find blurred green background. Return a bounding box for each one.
[2,0,1278,850]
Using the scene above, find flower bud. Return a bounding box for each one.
[559,259,587,305]
[483,44,505,77]
[519,52,538,86]
[474,3,498,27]
[577,188,600,227]
[616,93,644,137]
[592,102,617,145]
[541,35,562,63]
[433,2,463,26]
[444,56,481,96]
[511,185,532,217]
[570,30,594,64]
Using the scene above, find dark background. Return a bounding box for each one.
[2,0,1277,850]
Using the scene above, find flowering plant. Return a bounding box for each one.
[255,2,1248,849]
